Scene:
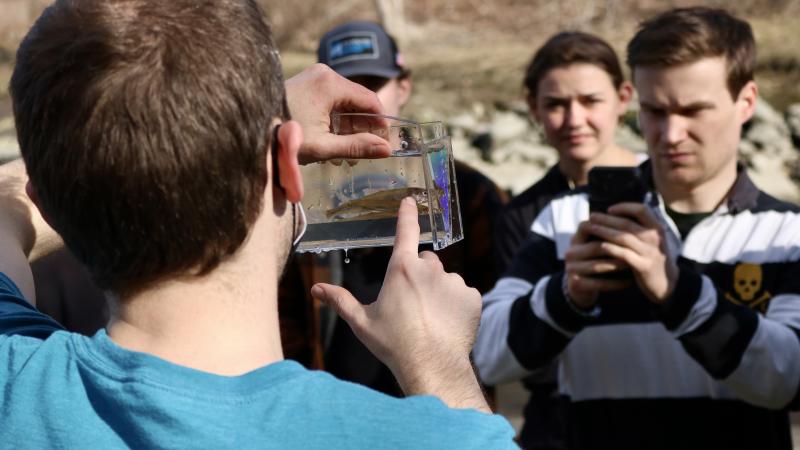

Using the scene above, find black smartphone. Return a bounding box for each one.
[588,166,647,214]
[587,166,647,281]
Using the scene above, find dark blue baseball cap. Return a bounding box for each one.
[317,21,406,79]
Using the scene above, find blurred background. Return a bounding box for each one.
[2,0,800,197]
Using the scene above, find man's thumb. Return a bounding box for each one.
[311,283,366,327]
[333,133,391,159]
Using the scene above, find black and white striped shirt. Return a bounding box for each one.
[474,162,800,450]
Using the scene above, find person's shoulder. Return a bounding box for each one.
[750,190,800,214]
[532,183,587,217]
[1,329,76,389]
[506,164,569,209]
[453,160,506,195]
[297,371,517,448]
[0,272,25,300]
[0,269,71,378]
[748,191,800,247]
[396,398,517,449]
[453,160,509,213]
[453,159,492,183]
[380,394,517,448]
[0,272,65,340]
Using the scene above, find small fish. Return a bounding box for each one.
[326,187,441,220]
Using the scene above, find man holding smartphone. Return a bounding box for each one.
[474,7,800,449]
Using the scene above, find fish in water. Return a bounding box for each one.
[326,187,442,220]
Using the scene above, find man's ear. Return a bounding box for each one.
[616,81,634,116]
[274,120,304,203]
[736,80,758,125]
[25,181,54,229]
[396,76,412,109]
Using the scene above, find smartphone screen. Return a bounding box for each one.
[587,166,647,281]
[588,166,647,214]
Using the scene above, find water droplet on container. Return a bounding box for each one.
[343,248,350,264]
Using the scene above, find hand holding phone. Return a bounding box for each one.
[568,166,677,304]
[586,166,647,280]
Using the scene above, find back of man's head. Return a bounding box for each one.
[626,7,755,98]
[11,0,287,295]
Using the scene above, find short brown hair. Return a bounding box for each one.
[627,7,755,98]
[11,0,288,294]
[523,32,625,99]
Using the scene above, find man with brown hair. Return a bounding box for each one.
[0,0,516,447]
[475,7,800,449]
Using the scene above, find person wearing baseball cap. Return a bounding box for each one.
[318,21,411,117]
[316,21,509,398]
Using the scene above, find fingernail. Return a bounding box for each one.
[404,196,416,205]
[311,285,323,297]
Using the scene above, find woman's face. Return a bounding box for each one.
[531,63,631,164]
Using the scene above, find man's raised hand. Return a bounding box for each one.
[285,64,391,164]
[311,197,489,411]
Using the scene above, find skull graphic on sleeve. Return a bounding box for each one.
[734,263,762,302]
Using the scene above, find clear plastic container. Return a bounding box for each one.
[298,113,463,253]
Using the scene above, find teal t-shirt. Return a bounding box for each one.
[0,273,516,449]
